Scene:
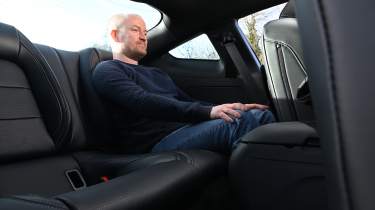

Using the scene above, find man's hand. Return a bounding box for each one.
[210,103,269,122]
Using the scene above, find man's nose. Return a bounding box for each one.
[139,33,146,41]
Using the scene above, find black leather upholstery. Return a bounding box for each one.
[279,0,295,18]
[0,196,68,210]
[0,156,81,196]
[57,150,224,210]
[238,121,318,146]
[35,45,87,150]
[295,0,375,210]
[78,48,115,147]
[0,21,226,209]
[0,22,70,162]
[229,122,326,210]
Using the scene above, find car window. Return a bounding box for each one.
[0,0,161,51]
[238,3,286,64]
[169,34,220,60]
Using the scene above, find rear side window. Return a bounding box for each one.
[169,34,220,60]
[238,3,286,64]
[0,0,161,51]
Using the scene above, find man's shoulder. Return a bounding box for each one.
[96,60,120,70]
[95,60,135,74]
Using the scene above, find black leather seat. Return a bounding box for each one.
[229,121,326,210]
[262,0,315,125]
[229,4,327,207]
[0,22,225,209]
[78,48,125,150]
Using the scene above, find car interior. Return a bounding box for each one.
[0,0,372,209]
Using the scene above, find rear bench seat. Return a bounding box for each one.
[0,22,225,209]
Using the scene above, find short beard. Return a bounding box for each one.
[129,52,146,61]
[123,49,147,62]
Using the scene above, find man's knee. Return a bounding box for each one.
[234,110,259,128]
[250,109,275,124]
[243,109,275,125]
[263,109,275,124]
[239,110,257,121]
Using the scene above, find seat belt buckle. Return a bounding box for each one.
[65,169,87,191]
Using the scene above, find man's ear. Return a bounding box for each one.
[110,30,119,42]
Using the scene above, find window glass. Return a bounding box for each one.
[238,3,286,64]
[169,34,220,60]
[0,0,161,51]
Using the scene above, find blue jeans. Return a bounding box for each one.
[151,109,275,154]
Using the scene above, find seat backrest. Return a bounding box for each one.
[35,44,87,150]
[34,45,114,150]
[79,48,115,147]
[296,0,375,209]
[0,22,85,196]
[0,22,71,163]
[262,1,315,125]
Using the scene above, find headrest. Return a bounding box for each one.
[279,0,296,19]
[0,22,20,61]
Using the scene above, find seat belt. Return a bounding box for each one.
[223,38,268,103]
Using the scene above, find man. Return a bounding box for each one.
[92,14,275,154]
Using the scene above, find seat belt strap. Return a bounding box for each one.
[224,40,267,103]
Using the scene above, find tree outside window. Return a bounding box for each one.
[238,3,286,65]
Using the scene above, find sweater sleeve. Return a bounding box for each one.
[92,62,213,122]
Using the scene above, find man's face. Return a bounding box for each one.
[118,16,147,61]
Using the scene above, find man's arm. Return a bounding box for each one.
[174,82,269,122]
[92,63,212,123]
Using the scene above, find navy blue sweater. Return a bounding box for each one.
[92,60,213,153]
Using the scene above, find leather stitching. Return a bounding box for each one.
[18,32,72,148]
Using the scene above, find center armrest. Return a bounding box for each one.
[239,121,319,146]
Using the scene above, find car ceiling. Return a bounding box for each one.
[133,0,286,61]
[138,0,285,26]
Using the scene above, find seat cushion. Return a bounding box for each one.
[0,196,68,210]
[58,150,226,210]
